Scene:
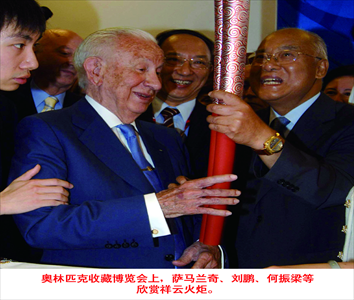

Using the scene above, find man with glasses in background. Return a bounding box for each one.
[206,28,354,268]
[139,29,213,179]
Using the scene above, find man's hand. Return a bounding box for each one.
[173,241,221,269]
[156,174,240,218]
[0,165,73,215]
[207,90,275,150]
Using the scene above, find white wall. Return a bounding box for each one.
[38,0,276,52]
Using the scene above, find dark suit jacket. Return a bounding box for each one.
[0,92,41,262]
[0,92,17,190]
[224,93,354,268]
[139,99,211,179]
[10,98,196,268]
[2,80,80,121]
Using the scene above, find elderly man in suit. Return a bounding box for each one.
[4,29,83,120]
[10,28,240,268]
[139,29,213,179]
[207,28,354,268]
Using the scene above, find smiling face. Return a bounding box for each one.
[97,36,164,123]
[157,34,212,106]
[250,29,328,114]
[33,29,83,94]
[324,76,354,103]
[0,23,40,91]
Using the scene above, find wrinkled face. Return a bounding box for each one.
[250,29,327,111]
[99,37,164,122]
[34,30,83,89]
[324,76,354,103]
[0,23,40,91]
[158,34,212,105]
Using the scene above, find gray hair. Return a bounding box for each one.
[272,28,328,60]
[307,31,328,60]
[74,27,157,90]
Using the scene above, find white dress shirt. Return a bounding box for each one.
[349,86,354,105]
[86,95,170,238]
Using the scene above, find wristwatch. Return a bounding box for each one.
[255,132,285,155]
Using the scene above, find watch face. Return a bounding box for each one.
[269,137,283,152]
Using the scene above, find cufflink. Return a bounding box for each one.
[344,199,351,208]
[152,229,159,235]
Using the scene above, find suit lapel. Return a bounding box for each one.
[288,94,336,149]
[136,120,176,189]
[72,99,154,194]
[255,94,337,204]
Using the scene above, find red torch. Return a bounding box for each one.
[199,0,250,245]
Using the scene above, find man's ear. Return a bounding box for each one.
[315,59,329,79]
[84,57,104,86]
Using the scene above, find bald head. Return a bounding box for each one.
[33,29,83,95]
[263,28,328,60]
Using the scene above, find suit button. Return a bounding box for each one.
[105,242,113,249]
[165,254,175,261]
[290,185,297,192]
[113,242,121,249]
[277,179,285,186]
[131,240,139,248]
[257,216,263,223]
[122,240,130,248]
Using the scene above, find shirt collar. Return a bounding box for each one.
[31,80,66,107]
[85,95,138,130]
[269,92,320,131]
[152,96,196,122]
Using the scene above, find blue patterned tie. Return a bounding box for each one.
[118,124,185,263]
[117,124,163,192]
[270,116,290,137]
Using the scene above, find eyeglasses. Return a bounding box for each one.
[252,50,323,66]
[164,55,211,70]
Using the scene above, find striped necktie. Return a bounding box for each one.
[41,96,58,112]
[161,107,180,128]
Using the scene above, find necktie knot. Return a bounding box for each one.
[41,96,58,112]
[161,107,180,128]
[270,116,290,137]
[118,124,136,139]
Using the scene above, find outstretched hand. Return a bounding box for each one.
[156,174,240,218]
[0,165,73,215]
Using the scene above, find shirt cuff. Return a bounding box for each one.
[218,245,225,269]
[144,193,171,238]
